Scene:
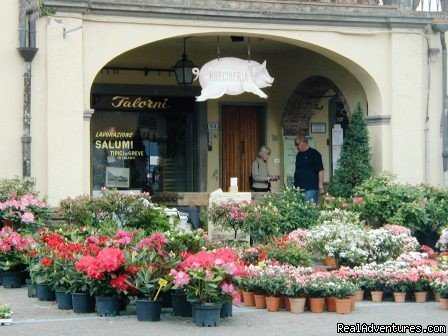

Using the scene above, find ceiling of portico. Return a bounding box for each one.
[105,35,304,69]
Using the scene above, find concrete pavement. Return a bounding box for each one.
[1,287,447,336]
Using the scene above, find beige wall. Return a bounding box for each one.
[2,9,447,204]
[1,2,23,179]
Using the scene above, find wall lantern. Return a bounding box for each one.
[173,37,196,85]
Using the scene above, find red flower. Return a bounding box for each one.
[76,255,104,279]
[180,250,191,260]
[42,232,65,249]
[127,266,139,275]
[84,244,101,257]
[41,257,53,267]
[96,247,125,272]
[110,273,130,292]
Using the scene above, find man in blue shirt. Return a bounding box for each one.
[293,135,324,204]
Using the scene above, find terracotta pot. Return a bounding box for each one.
[335,298,351,314]
[370,291,383,302]
[282,295,291,311]
[323,256,337,268]
[242,291,255,307]
[326,297,336,312]
[254,294,266,309]
[309,297,325,313]
[414,291,427,303]
[439,298,448,310]
[354,290,364,301]
[289,297,306,314]
[434,292,441,302]
[350,294,356,311]
[393,292,406,303]
[265,296,281,312]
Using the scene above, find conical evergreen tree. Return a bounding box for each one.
[328,103,373,198]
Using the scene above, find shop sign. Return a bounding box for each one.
[192,57,274,101]
[92,95,171,110]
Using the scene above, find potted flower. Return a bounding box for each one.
[0,226,35,288]
[385,270,413,303]
[238,247,265,266]
[234,264,261,307]
[258,264,287,312]
[130,236,178,322]
[0,193,50,231]
[430,277,448,309]
[170,248,244,327]
[305,214,368,267]
[208,200,251,240]
[304,272,332,313]
[285,272,309,313]
[326,277,357,314]
[356,268,387,302]
[75,246,133,316]
[0,303,12,325]
[408,268,432,303]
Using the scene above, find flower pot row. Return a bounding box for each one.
[241,291,356,314]
[21,282,234,326]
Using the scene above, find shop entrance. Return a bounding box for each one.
[221,105,265,192]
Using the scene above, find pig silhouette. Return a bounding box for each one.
[192,57,274,101]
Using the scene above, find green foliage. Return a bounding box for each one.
[265,242,312,267]
[244,187,318,244]
[328,103,373,198]
[131,248,176,300]
[244,202,282,244]
[0,304,12,319]
[264,186,319,232]
[258,273,287,296]
[353,173,448,241]
[164,229,209,255]
[0,177,38,201]
[59,189,170,234]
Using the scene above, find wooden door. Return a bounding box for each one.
[221,105,264,192]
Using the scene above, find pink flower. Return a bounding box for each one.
[113,230,134,246]
[21,212,35,223]
[86,235,100,244]
[136,233,168,251]
[170,269,191,287]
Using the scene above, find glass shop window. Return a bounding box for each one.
[91,97,194,194]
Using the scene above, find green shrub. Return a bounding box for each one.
[328,103,373,198]
[263,186,319,233]
[353,173,448,246]
[59,189,170,233]
[265,242,312,267]
[0,176,38,201]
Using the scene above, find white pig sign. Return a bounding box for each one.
[192,57,274,101]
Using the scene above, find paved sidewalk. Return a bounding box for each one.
[1,287,447,336]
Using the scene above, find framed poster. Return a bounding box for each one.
[106,167,130,188]
[311,122,326,133]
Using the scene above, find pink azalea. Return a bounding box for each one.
[21,211,35,223]
[170,269,191,287]
[86,235,100,244]
[113,230,134,246]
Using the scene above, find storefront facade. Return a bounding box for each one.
[2,0,447,205]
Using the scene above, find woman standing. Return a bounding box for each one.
[250,145,278,192]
